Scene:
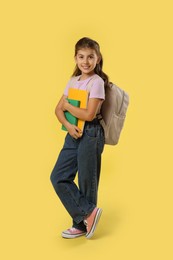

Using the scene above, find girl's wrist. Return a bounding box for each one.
[65,121,72,130]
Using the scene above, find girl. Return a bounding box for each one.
[50,37,109,239]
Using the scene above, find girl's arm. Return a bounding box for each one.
[62,97,102,122]
[55,95,82,138]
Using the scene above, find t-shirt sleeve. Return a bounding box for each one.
[89,77,105,100]
[63,78,73,96]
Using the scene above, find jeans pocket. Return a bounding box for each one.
[85,127,97,138]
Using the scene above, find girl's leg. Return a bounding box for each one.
[50,133,95,225]
[78,122,104,204]
[73,122,104,230]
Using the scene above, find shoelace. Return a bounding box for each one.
[68,227,77,232]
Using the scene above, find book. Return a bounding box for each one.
[68,88,89,132]
[61,99,80,131]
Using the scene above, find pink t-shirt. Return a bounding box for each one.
[64,74,105,100]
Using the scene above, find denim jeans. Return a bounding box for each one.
[50,118,105,231]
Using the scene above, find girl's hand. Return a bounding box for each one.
[67,125,82,139]
[61,99,69,112]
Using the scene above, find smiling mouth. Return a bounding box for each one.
[82,66,90,69]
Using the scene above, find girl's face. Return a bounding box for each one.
[75,48,100,77]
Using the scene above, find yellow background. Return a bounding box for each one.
[0,0,173,259]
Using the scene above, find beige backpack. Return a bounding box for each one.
[86,79,129,145]
[97,82,129,145]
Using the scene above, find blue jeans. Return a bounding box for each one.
[50,118,105,231]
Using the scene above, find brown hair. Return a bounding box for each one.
[72,37,110,90]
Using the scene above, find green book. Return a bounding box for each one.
[61,99,80,131]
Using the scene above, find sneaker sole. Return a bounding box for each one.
[62,232,86,239]
[85,208,102,239]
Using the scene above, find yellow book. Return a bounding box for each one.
[68,88,89,131]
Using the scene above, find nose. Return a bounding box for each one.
[83,57,89,64]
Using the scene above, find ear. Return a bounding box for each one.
[97,56,101,64]
[74,56,77,63]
